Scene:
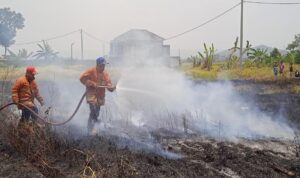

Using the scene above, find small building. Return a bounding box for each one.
[109,29,173,65]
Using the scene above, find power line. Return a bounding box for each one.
[83,30,109,44]
[245,1,300,5]
[43,29,80,41]
[14,29,80,45]
[165,2,241,41]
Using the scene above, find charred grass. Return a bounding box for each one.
[0,110,299,178]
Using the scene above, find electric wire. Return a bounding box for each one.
[14,29,80,45]
[165,2,241,41]
[245,1,300,5]
[83,30,109,44]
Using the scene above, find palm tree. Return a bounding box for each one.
[33,40,59,60]
[228,37,239,61]
[247,48,269,64]
[198,43,215,71]
[285,51,296,64]
[189,55,201,68]
[227,37,252,69]
[7,48,33,60]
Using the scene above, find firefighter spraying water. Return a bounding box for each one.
[80,57,116,134]
[0,57,117,130]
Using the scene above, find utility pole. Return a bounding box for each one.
[240,0,244,68]
[80,29,84,60]
[70,42,75,60]
[102,43,105,57]
[178,48,181,66]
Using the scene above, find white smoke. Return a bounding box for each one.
[35,31,296,158]
[110,66,294,140]
[104,30,295,140]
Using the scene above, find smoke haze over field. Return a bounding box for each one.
[37,50,295,142]
[112,66,295,139]
[28,41,296,158]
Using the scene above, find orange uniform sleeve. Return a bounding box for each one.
[33,81,44,105]
[104,72,112,87]
[11,79,21,103]
[80,69,96,87]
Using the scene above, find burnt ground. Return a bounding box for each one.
[0,123,298,178]
[231,79,300,129]
[0,79,300,177]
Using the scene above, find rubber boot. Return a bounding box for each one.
[88,118,97,135]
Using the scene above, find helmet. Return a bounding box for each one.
[96,57,108,65]
[26,66,38,75]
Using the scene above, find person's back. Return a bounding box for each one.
[273,65,278,74]
[273,63,279,78]
[295,70,300,77]
[289,63,293,78]
[279,63,284,74]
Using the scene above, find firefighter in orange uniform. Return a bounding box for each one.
[12,66,44,125]
[80,57,116,134]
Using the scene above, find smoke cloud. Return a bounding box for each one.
[36,32,295,158]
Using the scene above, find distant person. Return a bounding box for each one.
[273,62,279,79]
[11,66,44,126]
[80,57,116,135]
[289,63,294,78]
[279,60,285,77]
[295,69,300,78]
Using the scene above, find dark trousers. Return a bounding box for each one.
[88,104,101,132]
[18,106,39,130]
[20,106,38,123]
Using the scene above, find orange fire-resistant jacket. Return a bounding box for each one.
[80,67,112,106]
[11,76,44,108]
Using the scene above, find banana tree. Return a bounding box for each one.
[285,51,296,64]
[227,37,252,69]
[189,55,201,68]
[198,43,215,71]
[247,48,269,65]
[228,37,239,61]
[33,40,59,60]
[7,48,32,60]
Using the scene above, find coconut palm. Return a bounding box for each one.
[33,40,58,60]
[7,48,32,60]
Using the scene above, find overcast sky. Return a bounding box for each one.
[1,0,300,59]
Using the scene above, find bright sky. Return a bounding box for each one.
[1,0,300,59]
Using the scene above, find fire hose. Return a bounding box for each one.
[0,91,86,126]
[0,85,114,126]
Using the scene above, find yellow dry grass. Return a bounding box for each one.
[183,63,300,81]
[0,65,120,81]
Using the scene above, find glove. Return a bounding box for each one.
[107,86,116,92]
[16,102,22,110]
[86,80,97,88]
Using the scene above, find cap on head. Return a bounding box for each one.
[96,57,108,65]
[26,66,38,75]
